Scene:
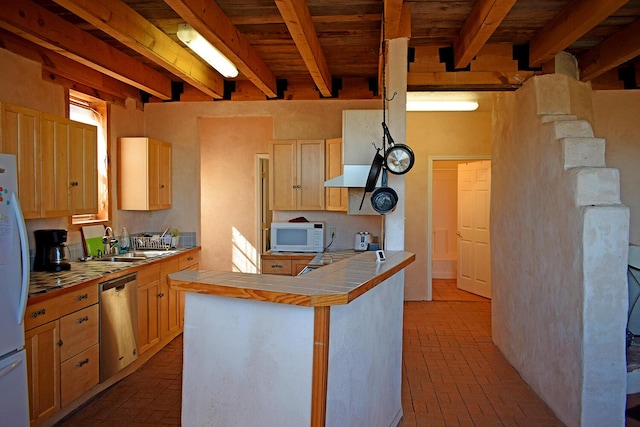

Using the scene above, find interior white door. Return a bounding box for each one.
[457,160,491,298]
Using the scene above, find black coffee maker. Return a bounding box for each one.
[34,229,71,272]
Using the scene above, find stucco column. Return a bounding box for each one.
[384,37,408,251]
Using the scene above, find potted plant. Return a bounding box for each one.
[171,228,180,248]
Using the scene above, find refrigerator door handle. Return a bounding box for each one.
[12,193,29,324]
[0,354,24,381]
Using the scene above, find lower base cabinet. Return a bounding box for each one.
[261,254,314,276]
[25,321,60,424]
[60,344,99,407]
[24,280,99,426]
[25,248,201,426]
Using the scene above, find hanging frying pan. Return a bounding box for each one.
[359,146,384,210]
[382,122,415,175]
[370,169,398,214]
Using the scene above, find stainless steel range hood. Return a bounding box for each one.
[324,165,379,188]
[324,110,384,188]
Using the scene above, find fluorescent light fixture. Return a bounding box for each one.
[177,24,238,78]
[406,92,479,111]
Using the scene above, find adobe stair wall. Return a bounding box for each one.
[491,74,629,427]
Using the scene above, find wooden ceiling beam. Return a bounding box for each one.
[384,0,405,40]
[0,29,139,103]
[52,0,225,99]
[453,0,516,69]
[275,0,332,97]
[578,18,640,82]
[529,0,630,68]
[0,0,172,100]
[4,36,136,102]
[166,0,278,98]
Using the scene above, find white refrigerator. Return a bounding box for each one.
[0,153,31,426]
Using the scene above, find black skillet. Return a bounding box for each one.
[359,147,384,210]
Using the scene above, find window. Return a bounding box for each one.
[69,90,109,223]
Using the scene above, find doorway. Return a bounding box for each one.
[256,154,272,271]
[427,155,490,301]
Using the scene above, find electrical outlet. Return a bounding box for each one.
[330,227,337,238]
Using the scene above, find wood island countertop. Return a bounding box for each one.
[168,250,415,307]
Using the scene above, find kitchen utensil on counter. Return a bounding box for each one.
[34,229,71,272]
[355,231,372,251]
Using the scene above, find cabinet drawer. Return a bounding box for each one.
[59,305,99,361]
[60,344,99,407]
[137,263,161,285]
[261,259,292,275]
[24,299,60,331]
[178,251,199,270]
[58,281,99,317]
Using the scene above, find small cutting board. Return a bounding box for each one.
[81,225,105,257]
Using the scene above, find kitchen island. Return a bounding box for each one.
[169,250,414,427]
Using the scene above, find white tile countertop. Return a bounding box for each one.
[169,250,415,307]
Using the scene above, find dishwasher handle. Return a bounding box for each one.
[100,273,137,292]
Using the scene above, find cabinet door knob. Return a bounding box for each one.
[158,293,165,298]
[77,316,89,324]
[31,308,46,318]
[57,340,63,347]
[159,184,165,188]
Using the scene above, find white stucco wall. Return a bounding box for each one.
[491,74,629,427]
[591,90,640,246]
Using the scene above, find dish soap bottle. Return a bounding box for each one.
[120,227,130,252]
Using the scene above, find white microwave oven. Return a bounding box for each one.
[270,222,324,253]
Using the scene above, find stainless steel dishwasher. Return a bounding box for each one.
[99,273,138,382]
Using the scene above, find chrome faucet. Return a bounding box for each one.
[102,226,118,255]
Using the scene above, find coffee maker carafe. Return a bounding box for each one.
[34,229,71,272]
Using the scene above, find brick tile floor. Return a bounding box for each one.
[55,280,633,426]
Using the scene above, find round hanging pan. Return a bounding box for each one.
[359,147,384,210]
[371,185,398,214]
[382,122,415,175]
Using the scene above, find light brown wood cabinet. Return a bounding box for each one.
[40,115,98,217]
[24,280,99,426]
[261,254,314,276]
[269,139,325,210]
[325,137,348,212]
[160,257,181,340]
[137,264,161,355]
[0,103,98,219]
[68,121,98,215]
[25,320,60,424]
[118,137,172,210]
[177,251,200,329]
[0,103,41,218]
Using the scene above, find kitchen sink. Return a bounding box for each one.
[93,250,177,262]
[94,255,147,262]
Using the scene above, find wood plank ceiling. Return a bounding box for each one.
[0,0,639,104]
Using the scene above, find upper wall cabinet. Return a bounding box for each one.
[0,103,98,219]
[118,137,172,211]
[269,139,325,211]
[1,103,41,218]
[325,137,347,212]
[69,121,98,215]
